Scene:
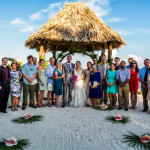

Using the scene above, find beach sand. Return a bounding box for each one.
[0,95,149,150]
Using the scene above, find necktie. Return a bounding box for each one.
[144,68,148,83]
[68,64,71,71]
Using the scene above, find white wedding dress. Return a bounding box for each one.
[69,68,86,107]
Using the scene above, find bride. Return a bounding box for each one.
[69,61,86,107]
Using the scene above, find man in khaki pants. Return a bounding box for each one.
[116,61,130,111]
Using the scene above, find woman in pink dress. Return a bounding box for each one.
[129,60,139,110]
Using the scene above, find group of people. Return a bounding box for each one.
[0,55,150,114]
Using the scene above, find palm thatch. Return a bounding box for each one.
[25,2,126,58]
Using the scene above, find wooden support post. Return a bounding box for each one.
[108,44,112,61]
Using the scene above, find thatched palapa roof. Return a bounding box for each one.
[25,2,126,52]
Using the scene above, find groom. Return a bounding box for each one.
[62,55,75,107]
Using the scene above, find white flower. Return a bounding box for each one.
[5,137,17,147]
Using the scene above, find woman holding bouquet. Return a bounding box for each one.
[89,66,101,107]
[53,62,64,107]
[69,61,86,107]
[10,63,22,111]
[85,62,92,106]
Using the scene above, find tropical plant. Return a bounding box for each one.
[0,139,30,150]
[12,115,43,124]
[106,115,131,124]
[123,131,150,150]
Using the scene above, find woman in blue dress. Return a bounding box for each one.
[106,63,118,108]
[89,65,101,107]
[10,63,22,111]
[53,62,65,107]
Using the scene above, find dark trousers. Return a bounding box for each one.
[0,82,10,111]
[141,86,148,110]
[100,80,108,104]
[23,83,35,107]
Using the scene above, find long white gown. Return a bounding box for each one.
[69,68,86,107]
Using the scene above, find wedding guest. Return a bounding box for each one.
[126,58,133,69]
[138,59,150,112]
[114,57,121,71]
[22,55,38,110]
[10,63,22,111]
[54,62,65,107]
[33,57,39,103]
[0,57,10,113]
[129,60,139,110]
[46,57,56,107]
[116,61,130,111]
[146,67,150,114]
[106,63,118,108]
[62,55,75,107]
[89,66,101,107]
[16,62,22,106]
[93,58,98,68]
[37,59,47,107]
[9,61,22,108]
[97,56,110,105]
[85,62,92,106]
[69,61,86,107]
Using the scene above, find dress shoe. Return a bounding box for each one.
[125,108,128,111]
[118,107,123,110]
[62,104,66,108]
[142,109,148,112]
[2,110,7,113]
[8,105,12,108]
[17,105,20,108]
[22,107,26,110]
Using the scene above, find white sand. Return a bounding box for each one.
[0,95,150,150]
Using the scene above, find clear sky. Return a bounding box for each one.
[0,0,150,68]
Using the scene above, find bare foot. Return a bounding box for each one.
[129,106,134,109]
[112,105,116,109]
[15,108,19,111]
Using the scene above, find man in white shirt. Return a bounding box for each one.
[46,57,56,107]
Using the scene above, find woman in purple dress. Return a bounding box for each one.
[89,65,101,107]
[10,63,22,111]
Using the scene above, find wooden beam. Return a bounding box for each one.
[108,44,112,60]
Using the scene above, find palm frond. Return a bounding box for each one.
[12,115,43,124]
[0,139,30,150]
[106,115,131,124]
[122,131,150,150]
[93,106,114,111]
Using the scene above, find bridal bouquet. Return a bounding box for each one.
[123,132,150,150]
[0,137,30,150]
[73,75,78,88]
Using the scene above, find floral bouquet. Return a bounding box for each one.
[106,115,131,124]
[0,137,30,150]
[123,132,150,150]
[73,75,78,88]
[12,115,43,124]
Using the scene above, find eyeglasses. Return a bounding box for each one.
[132,63,136,64]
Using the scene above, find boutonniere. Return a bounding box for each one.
[91,72,94,75]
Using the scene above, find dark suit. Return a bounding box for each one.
[0,65,10,111]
